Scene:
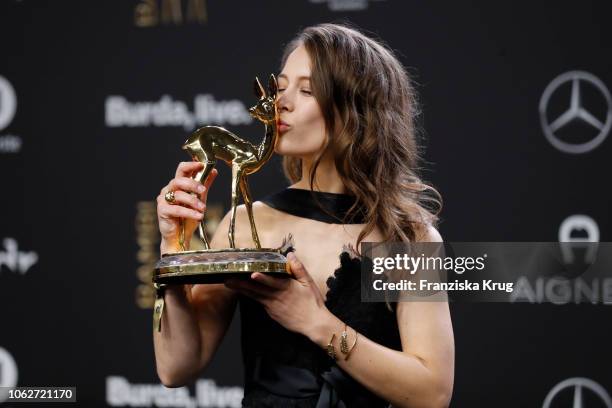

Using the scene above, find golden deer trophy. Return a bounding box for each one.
[180,74,279,250]
[152,74,291,332]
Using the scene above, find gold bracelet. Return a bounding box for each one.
[326,333,337,360]
[345,331,358,360]
[340,324,358,361]
[340,324,349,354]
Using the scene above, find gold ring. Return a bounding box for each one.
[164,191,176,204]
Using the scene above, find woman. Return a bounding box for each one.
[154,23,454,408]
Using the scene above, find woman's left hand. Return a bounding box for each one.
[224,252,330,338]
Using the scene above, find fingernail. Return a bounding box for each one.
[197,201,205,209]
[197,185,205,193]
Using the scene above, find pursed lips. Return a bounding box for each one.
[279,120,291,132]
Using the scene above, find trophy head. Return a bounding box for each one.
[182,131,206,161]
[248,74,278,125]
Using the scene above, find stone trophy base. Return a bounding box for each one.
[153,248,291,284]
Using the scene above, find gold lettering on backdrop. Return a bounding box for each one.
[134,0,158,27]
[134,201,224,307]
[186,0,207,24]
[135,0,207,27]
[161,0,182,25]
[135,201,160,308]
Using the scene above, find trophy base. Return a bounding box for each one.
[153,248,290,284]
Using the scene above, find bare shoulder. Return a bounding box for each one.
[235,201,279,227]
[414,223,443,243]
[212,201,283,248]
[213,201,276,227]
[209,205,255,248]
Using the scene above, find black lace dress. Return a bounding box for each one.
[239,188,402,407]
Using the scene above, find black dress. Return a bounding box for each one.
[239,188,402,408]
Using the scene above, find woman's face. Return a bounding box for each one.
[275,45,327,158]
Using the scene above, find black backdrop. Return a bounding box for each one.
[1,1,611,407]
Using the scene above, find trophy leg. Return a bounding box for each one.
[228,164,243,248]
[239,176,261,249]
[198,222,210,250]
[194,160,216,249]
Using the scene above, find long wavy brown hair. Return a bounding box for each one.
[280,23,442,249]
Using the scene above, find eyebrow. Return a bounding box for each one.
[278,73,311,81]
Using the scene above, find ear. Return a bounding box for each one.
[253,77,266,99]
[268,74,278,98]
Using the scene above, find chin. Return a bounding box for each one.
[275,140,307,157]
[275,137,324,158]
[275,148,306,158]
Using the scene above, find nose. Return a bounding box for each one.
[276,91,293,112]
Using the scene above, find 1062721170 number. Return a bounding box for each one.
[2,387,76,402]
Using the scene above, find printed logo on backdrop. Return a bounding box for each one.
[105,94,252,131]
[0,238,38,275]
[106,376,243,408]
[543,377,612,408]
[135,0,207,27]
[540,70,612,154]
[559,214,599,264]
[0,75,22,154]
[308,0,385,11]
[0,347,19,403]
[509,216,607,305]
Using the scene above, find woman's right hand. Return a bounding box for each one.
[157,162,218,254]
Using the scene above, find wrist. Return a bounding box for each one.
[165,284,191,302]
[307,309,344,349]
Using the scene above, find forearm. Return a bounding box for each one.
[308,311,450,408]
[153,285,202,387]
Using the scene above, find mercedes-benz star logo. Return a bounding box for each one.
[0,75,17,131]
[539,71,612,154]
[0,346,18,403]
[543,377,612,408]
